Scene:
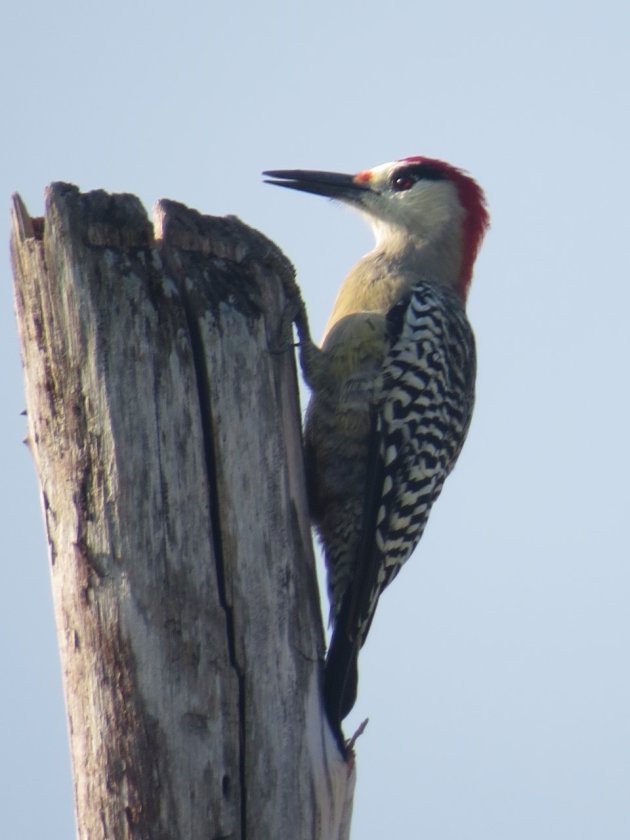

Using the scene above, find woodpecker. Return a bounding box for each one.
[264,157,489,747]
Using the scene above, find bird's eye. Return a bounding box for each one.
[391,173,415,192]
[390,162,448,191]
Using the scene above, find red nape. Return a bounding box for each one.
[403,156,490,300]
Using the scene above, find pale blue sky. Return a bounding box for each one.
[2,1,629,837]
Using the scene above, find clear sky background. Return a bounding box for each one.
[1,1,629,837]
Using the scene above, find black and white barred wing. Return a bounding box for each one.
[354,282,476,644]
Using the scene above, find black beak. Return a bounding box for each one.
[263,169,371,202]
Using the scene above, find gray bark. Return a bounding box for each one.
[10,184,355,840]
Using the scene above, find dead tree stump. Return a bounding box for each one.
[10,184,355,840]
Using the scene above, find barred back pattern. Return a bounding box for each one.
[306,279,476,728]
[360,280,476,639]
[306,280,475,648]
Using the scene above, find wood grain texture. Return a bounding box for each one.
[11,185,354,840]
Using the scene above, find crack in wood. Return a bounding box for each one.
[177,286,248,840]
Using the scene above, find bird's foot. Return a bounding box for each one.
[269,285,326,391]
[269,298,301,355]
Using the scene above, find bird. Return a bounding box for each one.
[264,157,489,751]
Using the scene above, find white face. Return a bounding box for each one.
[352,160,465,248]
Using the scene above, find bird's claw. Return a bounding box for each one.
[268,276,324,388]
[270,296,304,355]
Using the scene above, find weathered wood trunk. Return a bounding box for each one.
[11,185,355,840]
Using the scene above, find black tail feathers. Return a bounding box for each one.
[323,627,359,755]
